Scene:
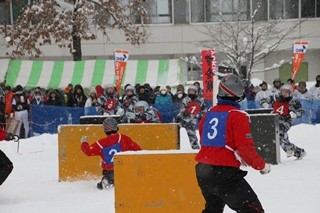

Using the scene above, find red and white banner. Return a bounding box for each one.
[292,41,309,80]
[201,49,217,101]
[114,49,129,92]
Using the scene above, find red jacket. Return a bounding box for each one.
[195,101,265,170]
[81,133,141,170]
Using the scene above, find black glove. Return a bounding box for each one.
[175,115,182,123]
[5,133,14,141]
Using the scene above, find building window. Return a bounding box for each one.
[301,0,316,18]
[270,0,299,19]
[252,0,268,21]
[284,0,299,19]
[174,0,189,24]
[136,0,173,24]
[190,0,261,23]
[0,1,10,25]
[190,0,205,23]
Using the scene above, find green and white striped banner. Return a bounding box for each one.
[4,59,186,89]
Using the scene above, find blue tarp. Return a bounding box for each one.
[29,99,320,135]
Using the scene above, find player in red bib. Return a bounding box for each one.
[195,74,270,213]
[272,84,306,159]
[80,117,141,189]
[175,85,207,149]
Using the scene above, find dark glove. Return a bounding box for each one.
[175,115,182,123]
[5,133,14,141]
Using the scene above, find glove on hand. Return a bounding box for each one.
[289,111,297,119]
[81,136,88,143]
[4,133,14,141]
[175,115,182,123]
[260,163,271,175]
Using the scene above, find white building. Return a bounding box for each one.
[1,0,319,84]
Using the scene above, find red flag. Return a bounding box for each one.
[292,41,308,80]
[114,49,129,92]
[201,49,217,101]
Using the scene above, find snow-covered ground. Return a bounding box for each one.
[0,123,319,213]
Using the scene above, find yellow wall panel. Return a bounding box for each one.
[114,152,204,213]
[58,123,179,181]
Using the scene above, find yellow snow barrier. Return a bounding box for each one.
[58,123,179,181]
[114,151,204,213]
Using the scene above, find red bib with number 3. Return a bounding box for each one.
[185,101,201,115]
[273,102,289,115]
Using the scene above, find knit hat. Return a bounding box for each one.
[177,84,184,92]
[103,117,118,132]
[89,88,97,95]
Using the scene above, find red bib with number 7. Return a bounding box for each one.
[185,101,201,115]
[273,102,289,116]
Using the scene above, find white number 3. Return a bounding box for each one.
[207,117,219,139]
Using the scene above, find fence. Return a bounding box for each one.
[29,99,320,135]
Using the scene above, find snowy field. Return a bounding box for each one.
[0,123,320,213]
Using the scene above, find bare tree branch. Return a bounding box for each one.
[197,1,305,80]
[0,0,149,60]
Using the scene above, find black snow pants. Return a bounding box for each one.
[0,149,13,185]
[195,163,264,213]
[102,169,114,185]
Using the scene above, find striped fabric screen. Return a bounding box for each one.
[4,59,186,89]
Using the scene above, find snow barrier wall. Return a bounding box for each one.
[58,123,179,182]
[114,152,204,213]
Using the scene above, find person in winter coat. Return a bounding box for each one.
[122,85,139,114]
[4,86,14,118]
[30,87,45,105]
[272,84,307,159]
[124,101,161,123]
[314,87,320,100]
[195,74,270,213]
[12,85,30,138]
[176,85,207,149]
[64,83,74,107]
[172,84,187,104]
[0,87,5,129]
[154,86,173,123]
[293,81,313,100]
[243,80,256,109]
[269,78,282,97]
[255,81,272,108]
[84,88,99,115]
[309,75,320,97]
[97,84,122,115]
[95,85,104,98]
[137,85,152,105]
[0,128,17,185]
[80,117,141,189]
[155,86,172,105]
[193,81,203,98]
[72,84,87,107]
[46,90,63,106]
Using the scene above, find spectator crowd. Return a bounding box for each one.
[1,74,320,149]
